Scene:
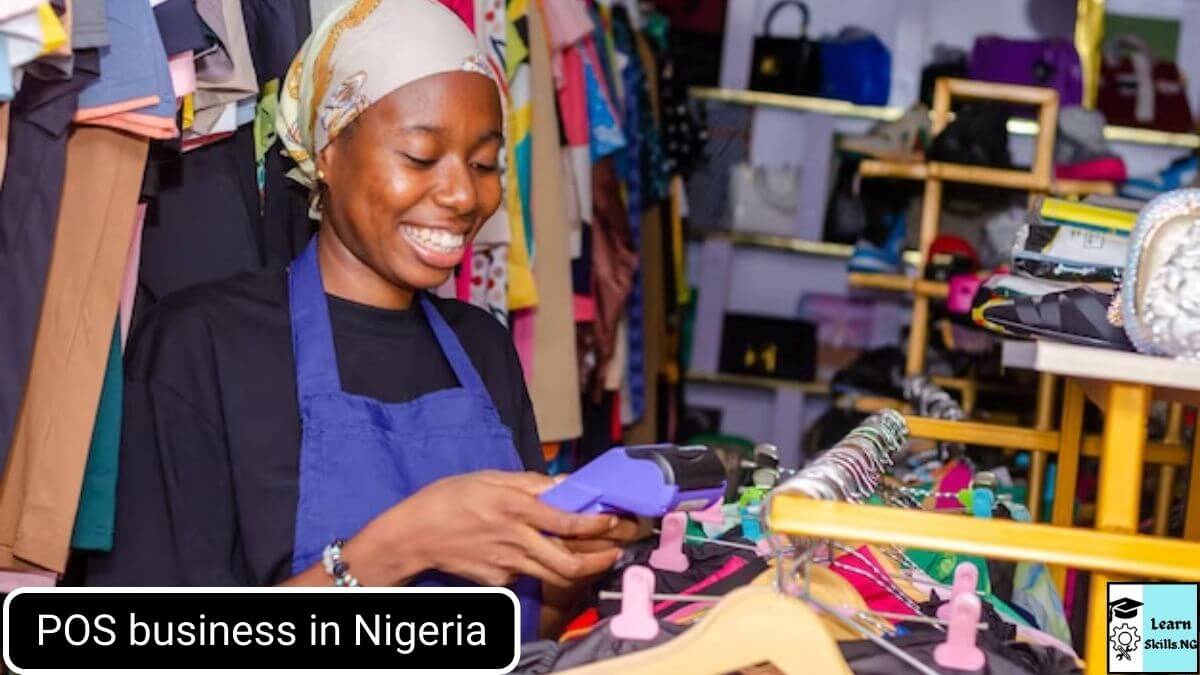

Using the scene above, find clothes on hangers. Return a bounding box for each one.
[840,623,1080,675]
[71,319,121,552]
[0,46,98,476]
[191,0,256,136]
[73,0,174,139]
[523,0,582,443]
[516,619,687,674]
[595,536,767,619]
[0,125,147,573]
[505,0,537,311]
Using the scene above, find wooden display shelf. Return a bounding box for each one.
[690,231,924,266]
[928,375,1025,396]
[905,416,1191,465]
[859,159,1113,197]
[1003,341,1200,396]
[691,87,1200,150]
[847,272,949,299]
[685,371,831,395]
[906,417,1059,451]
[688,87,901,121]
[836,394,908,414]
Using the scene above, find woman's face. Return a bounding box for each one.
[318,71,503,293]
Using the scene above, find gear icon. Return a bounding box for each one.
[1111,623,1141,661]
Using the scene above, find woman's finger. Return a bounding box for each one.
[560,538,622,555]
[476,471,558,495]
[510,496,617,538]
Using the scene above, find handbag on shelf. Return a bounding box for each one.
[819,28,891,105]
[968,36,1083,107]
[1098,35,1194,133]
[729,162,802,236]
[719,313,818,382]
[748,1,822,96]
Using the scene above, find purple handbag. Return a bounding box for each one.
[968,36,1082,106]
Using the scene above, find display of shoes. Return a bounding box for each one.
[981,287,1133,351]
[848,210,906,273]
[926,103,1012,169]
[838,103,930,162]
[1121,154,1199,201]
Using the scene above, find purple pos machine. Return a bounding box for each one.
[538,444,726,517]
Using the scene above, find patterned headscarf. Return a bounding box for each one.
[277,0,493,202]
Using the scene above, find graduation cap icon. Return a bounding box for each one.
[1109,598,1144,621]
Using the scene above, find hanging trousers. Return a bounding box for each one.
[0,126,147,572]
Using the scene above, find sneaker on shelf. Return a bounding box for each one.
[839,104,930,162]
[848,211,906,274]
[1121,154,1199,201]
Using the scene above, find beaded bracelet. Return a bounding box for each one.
[321,539,361,587]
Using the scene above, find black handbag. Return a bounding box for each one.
[749,1,822,96]
[719,313,817,382]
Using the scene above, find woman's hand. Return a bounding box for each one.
[348,471,624,588]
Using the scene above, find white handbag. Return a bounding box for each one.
[729,163,802,236]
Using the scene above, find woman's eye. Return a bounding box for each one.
[471,161,499,173]
[402,153,436,167]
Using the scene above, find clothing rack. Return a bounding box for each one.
[763,401,1200,674]
[768,410,908,502]
[766,498,1200,675]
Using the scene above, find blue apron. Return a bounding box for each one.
[287,239,540,641]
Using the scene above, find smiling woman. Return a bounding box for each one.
[84,0,643,645]
[314,70,504,303]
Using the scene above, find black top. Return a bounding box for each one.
[86,269,543,586]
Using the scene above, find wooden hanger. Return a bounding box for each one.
[556,586,853,675]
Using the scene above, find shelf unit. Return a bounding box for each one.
[684,371,830,395]
[858,159,1116,197]
[690,86,1200,150]
[694,230,924,266]
[846,79,1067,523]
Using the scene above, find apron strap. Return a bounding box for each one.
[288,238,343,397]
[419,294,489,395]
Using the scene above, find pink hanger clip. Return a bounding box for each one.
[690,499,725,524]
[937,562,979,621]
[934,592,986,671]
[649,512,690,572]
[609,565,660,641]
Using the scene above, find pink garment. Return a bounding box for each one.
[556,45,590,146]
[0,569,55,592]
[75,96,160,122]
[658,556,750,623]
[574,294,596,322]
[119,205,148,349]
[935,461,973,509]
[81,112,178,140]
[456,244,473,301]
[511,308,535,381]
[832,546,918,617]
[181,131,234,152]
[542,0,592,50]
[1055,156,1127,183]
[168,50,197,98]
[437,0,473,29]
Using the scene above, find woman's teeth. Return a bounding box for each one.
[403,226,464,253]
